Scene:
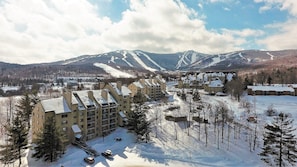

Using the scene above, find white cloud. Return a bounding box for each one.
[223,7,231,11]
[254,0,297,50]
[255,0,297,16]
[0,0,254,64]
[257,19,297,50]
[0,0,112,64]
[222,28,265,38]
[206,0,237,3]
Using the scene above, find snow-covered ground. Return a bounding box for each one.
[2,87,297,166]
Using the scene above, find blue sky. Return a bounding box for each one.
[1,0,297,64]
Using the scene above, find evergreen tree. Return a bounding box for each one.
[133,91,146,104]
[260,113,297,167]
[32,116,66,162]
[0,111,29,167]
[127,104,151,142]
[15,93,36,128]
[192,90,201,101]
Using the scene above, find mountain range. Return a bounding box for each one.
[51,49,297,71]
[1,49,297,78]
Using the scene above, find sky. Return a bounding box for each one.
[1,0,297,64]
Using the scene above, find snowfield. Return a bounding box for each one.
[93,63,136,78]
[2,87,297,166]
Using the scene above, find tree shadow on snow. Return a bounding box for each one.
[133,142,169,166]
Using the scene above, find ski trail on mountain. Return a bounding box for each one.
[129,51,157,72]
[121,50,134,67]
[136,51,166,71]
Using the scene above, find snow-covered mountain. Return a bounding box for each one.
[51,49,297,72]
[1,49,297,79]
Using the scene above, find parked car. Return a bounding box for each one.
[115,137,122,141]
[101,149,113,158]
[84,156,95,164]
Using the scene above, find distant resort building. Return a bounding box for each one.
[247,85,297,96]
[204,77,224,95]
[128,75,167,102]
[177,72,235,95]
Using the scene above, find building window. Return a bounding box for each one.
[63,127,67,131]
[62,120,68,124]
[62,114,68,118]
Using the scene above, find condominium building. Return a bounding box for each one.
[103,81,132,126]
[128,75,166,102]
[32,89,119,144]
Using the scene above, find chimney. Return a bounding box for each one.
[101,89,108,100]
[99,82,105,89]
[88,91,93,99]
[139,79,145,84]
[63,90,72,107]
[116,81,122,91]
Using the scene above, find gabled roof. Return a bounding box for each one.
[155,75,166,83]
[133,81,144,88]
[110,83,131,96]
[121,86,131,96]
[92,90,117,105]
[208,79,223,88]
[110,83,122,95]
[72,91,95,110]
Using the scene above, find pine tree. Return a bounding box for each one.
[260,113,297,167]
[192,90,201,101]
[15,93,35,128]
[0,111,29,167]
[32,116,66,162]
[127,104,151,142]
[133,91,145,104]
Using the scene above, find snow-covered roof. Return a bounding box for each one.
[121,86,131,96]
[41,97,71,114]
[110,83,122,95]
[73,90,95,107]
[206,72,225,77]
[0,86,21,93]
[110,83,131,96]
[119,111,127,119]
[92,90,117,105]
[133,81,144,88]
[156,75,166,83]
[71,125,81,134]
[248,86,294,92]
[208,79,223,88]
[144,79,152,86]
[187,75,196,81]
[290,84,297,88]
[71,94,79,105]
[226,73,234,81]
